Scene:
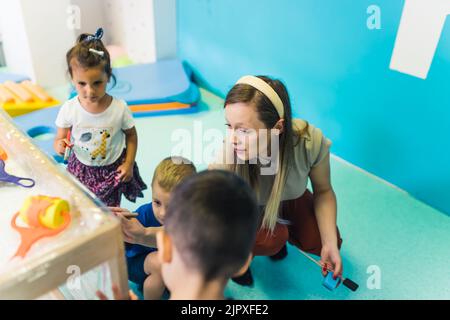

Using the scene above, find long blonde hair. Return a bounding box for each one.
[224,76,308,233]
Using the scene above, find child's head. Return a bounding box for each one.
[151,156,197,224]
[157,170,260,298]
[66,28,115,105]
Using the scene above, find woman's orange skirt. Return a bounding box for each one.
[253,190,343,257]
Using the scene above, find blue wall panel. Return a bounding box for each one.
[177,0,450,215]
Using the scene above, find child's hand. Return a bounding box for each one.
[96,284,138,300]
[116,162,134,183]
[54,138,72,155]
[108,206,138,219]
[114,212,147,245]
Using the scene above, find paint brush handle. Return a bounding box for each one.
[63,130,72,163]
[298,248,359,291]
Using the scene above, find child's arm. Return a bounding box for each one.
[108,206,138,218]
[137,226,162,248]
[123,126,137,165]
[124,221,162,248]
[116,127,137,182]
[54,127,72,155]
[111,208,163,247]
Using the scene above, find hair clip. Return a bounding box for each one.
[89,48,105,57]
[85,28,104,42]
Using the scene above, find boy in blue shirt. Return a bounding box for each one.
[109,156,196,296]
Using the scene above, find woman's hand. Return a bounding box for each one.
[116,162,134,183]
[108,207,145,244]
[320,243,343,280]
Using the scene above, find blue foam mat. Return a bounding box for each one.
[13,106,62,163]
[69,59,200,105]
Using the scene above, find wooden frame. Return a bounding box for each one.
[0,108,128,299]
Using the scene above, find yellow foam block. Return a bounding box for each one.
[0,81,60,117]
[19,195,70,229]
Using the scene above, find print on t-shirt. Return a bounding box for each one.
[75,127,112,163]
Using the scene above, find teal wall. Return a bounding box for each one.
[177,0,450,215]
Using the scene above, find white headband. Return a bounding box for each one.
[235,75,284,119]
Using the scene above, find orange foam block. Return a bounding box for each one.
[129,102,191,114]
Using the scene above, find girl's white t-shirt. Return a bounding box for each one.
[55,96,135,166]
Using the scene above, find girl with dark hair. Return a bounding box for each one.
[54,28,147,206]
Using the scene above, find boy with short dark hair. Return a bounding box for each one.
[100,170,259,300]
[156,170,259,299]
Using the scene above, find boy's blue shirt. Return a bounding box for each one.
[125,202,162,258]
